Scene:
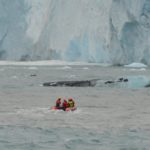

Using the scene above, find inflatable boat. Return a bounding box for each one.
[51,106,77,111]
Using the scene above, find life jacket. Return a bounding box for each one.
[63,101,68,108]
[68,101,74,107]
[56,99,61,107]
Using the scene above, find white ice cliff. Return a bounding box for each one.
[0,0,150,65]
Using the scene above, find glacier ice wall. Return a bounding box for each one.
[0,0,150,65]
[110,0,150,65]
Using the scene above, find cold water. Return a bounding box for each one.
[0,63,150,150]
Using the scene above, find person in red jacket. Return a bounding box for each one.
[55,98,61,108]
[62,99,68,111]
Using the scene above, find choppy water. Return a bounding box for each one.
[0,64,150,150]
[1,125,150,150]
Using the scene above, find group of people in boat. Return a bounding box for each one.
[55,97,75,111]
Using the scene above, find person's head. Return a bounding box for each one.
[68,98,73,101]
[58,97,61,100]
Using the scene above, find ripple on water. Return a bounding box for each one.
[0,126,150,150]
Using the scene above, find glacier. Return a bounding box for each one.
[0,0,150,65]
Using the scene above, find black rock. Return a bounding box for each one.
[145,84,150,88]
[123,79,128,82]
[117,77,128,82]
[104,81,115,84]
[43,79,98,87]
[118,77,124,82]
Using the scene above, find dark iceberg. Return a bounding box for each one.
[43,79,98,87]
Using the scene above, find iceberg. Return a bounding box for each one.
[118,75,150,89]
[0,0,149,65]
[124,62,147,68]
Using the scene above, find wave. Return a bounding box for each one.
[0,125,150,150]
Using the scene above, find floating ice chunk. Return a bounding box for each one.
[28,67,38,70]
[126,76,150,88]
[139,68,146,71]
[83,67,89,70]
[96,76,150,89]
[114,76,150,89]
[124,63,147,68]
[12,76,17,79]
[61,66,72,70]
[130,68,146,71]
[68,75,76,79]
[0,60,68,66]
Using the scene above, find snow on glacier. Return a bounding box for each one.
[0,0,150,65]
